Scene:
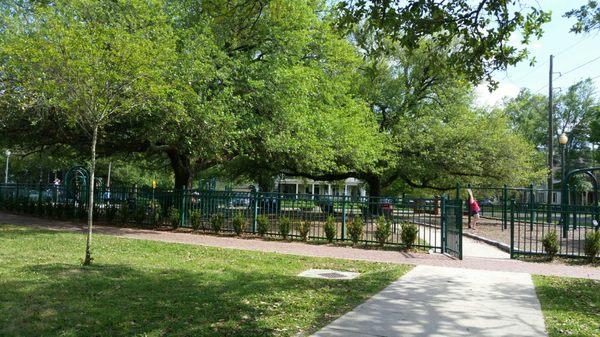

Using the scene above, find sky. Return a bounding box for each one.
[475,0,600,107]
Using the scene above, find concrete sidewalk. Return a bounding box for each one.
[313,266,547,337]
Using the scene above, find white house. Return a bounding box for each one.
[275,177,366,197]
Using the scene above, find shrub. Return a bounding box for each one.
[119,202,129,224]
[232,213,246,236]
[210,213,224,233]
[257,215,269,236]
[55,203,64,219]
[347,217,364,245]
[150,202,162,227]
[324,216,337,243]
[189,209,202,230]
[169,207,180,229]
[106,204,117,222]
[584,231,600,262]
[279,217,291,240]
[401,222,419,250]
[298,220,310,241]
[374,216,392,247]
[541,231,559,260]
[44,201,54,218]
[134,203,146,225]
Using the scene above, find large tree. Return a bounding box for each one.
[336,0,550,86]
[502,79,600,174]
[0,0,174,264]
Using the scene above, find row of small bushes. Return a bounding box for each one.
[542,230,600,262]
[171,210,420,249]
[0,197,167,227]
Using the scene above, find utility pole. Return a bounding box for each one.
[547,55,554,209]
[107,161,112,188]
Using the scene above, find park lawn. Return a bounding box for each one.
[533,275,600,337]
[0,224,410,337]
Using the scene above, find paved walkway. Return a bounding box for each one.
[0,212,598,279]
[312,266,547,337]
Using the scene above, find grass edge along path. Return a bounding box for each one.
[0,224,411,337]
[533,275,600,337]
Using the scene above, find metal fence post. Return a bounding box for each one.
[502,184,508,230]
[251,186,258,233]
[179,187,186,228]
[510,198,515,259]
[467,183,472,227]
[37,183,43,216]
[562,184,569,238]
[529,183,535,231]
[341,195,347,240]
[441,196,446,253]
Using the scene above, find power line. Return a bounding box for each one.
[511,35,590,83]
[557,55,600,79]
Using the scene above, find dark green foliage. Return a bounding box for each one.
[119,203,129,224]
[257,215,269,237]
[134,203,146,225]
[401,222,419,250]
[347,217,364,245]
[374,216,392,247]
[44,201,53,218]
[210,213,224,233]
[324,216,337,243]
[232,213,245,236]
[151,202,162,227]
[106,204,117,222]
[542,231,559,260]
[169,207,180,229]
[297,220,310,242]
[279,217,291,240]
[189,209,202,231]
[93,206,100,221]
[584,231,600,262]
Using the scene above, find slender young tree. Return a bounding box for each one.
[0,0,174,264]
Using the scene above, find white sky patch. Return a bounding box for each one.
[475,82,521,107]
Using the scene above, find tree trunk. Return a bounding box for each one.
[83,125,98,266]
[167,149,193,189]
[364,173,382,215]
[365,174,382,197]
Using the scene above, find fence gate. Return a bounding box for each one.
[442,198,463,259]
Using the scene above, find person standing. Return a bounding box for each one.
[467,189,480,230]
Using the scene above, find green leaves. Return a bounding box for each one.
[336,0,550,87]
[565,0,600,33]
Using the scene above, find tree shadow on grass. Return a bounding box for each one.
[0,243,400,337]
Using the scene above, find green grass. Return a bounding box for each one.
[0,224,410,337]
[533,275,600,337]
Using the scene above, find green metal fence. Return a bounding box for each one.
[0,183,464,255]
[510,199,600,258]
[459,184,599,259]
[442,198,463,259]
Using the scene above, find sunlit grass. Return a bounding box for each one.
[0,224,410,337]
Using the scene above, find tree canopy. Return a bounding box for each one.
[0,0,551,198]
[501,79,600,178]
[336,0,550,86]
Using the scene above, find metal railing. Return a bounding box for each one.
[0,183,457,253]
